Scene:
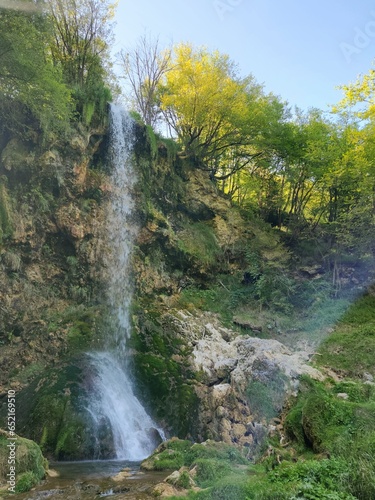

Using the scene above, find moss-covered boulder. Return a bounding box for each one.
[0,430,47,493]
[143,438,250,498]
[7,358,107,460]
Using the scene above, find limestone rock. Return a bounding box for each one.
[165,310,324,456]
[152,482,184,497]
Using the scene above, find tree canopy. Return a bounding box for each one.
[0,3,72,138]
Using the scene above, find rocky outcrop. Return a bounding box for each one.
[165,310,323,457]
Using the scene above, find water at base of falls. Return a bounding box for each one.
[85,104,165,461]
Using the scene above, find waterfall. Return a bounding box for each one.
[86,104,164,461]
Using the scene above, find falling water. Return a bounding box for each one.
[86,104,164,461]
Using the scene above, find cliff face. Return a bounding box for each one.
[0,119,301,460]
[0,124,115,459]
[0,127,109,390]
[1,117,369,467]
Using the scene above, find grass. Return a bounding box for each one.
[284,376,375,499]
[317,293,375,378]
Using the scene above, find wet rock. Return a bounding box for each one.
[111,469,131,481]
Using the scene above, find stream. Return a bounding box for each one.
[10,460,169,499]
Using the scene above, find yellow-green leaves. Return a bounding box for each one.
[158,43,253,163]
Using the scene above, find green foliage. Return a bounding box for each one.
[15,471,39,493]
[177,281,238,324]
[158,43,278,177]
[340,293,375,325]
[144,439,192,471]
[194,475,252,500]
[145,124,158,158]
[176,469,192,489]
[73,77,112,127]
[317,293,375,377]
[193,458,232,485]
[185,441,247,466]
[268,459,354,499]
[0,6,72,139]
[284,376,375,499]
[177,222,221,267]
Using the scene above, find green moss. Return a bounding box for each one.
[340,294,375,325]
[131,309,199,438]
[15,471,39,493]
[145,124,158,158]
[0,434,46,492]
[193,458,232,485]
[11,362,95,460]
[142,439,193,471]
[283,376,375,499]
[185,441,247,466]
[176,469,192,489]
[177,222,221,267]
[317,294,375,378]
[189,475,253,500]
[160,137,180,161]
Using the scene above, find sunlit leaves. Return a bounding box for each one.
[159,44,258,162]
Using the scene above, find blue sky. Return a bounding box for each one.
[113,0,375,112]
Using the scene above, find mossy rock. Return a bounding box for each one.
[0,430,47,493]
[141,438,247,478]
[130,308,200,438]
[285,377,375,453]
[7,359,101,460]
[141,438,193,471]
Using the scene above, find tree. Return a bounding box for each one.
[46,0,117,87]
[45,0,117,125]
[158,44,246,160]
[157,43,281,182]
[120,34,171,128]
[0,3,72,138]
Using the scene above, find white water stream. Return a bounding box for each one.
[86,104,164,460]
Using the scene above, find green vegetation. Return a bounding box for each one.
[317,293,375,378]
[142,439,246,483]
[284,376,375,499]
[177,222,221,268]
[1,3,375,499]
[146,438,359,499]
[0,432,47,493]
[130,308,199,437]
[0,179,13,243]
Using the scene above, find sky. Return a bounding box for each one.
[112,0,375,113]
